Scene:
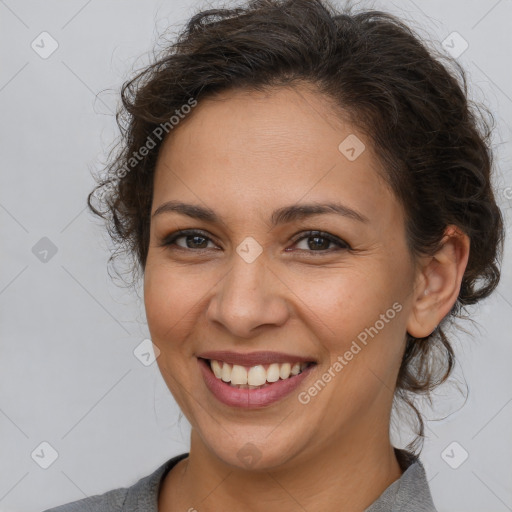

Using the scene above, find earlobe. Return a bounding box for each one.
[406,226,470,338]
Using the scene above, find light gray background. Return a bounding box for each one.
[1,1,511,511]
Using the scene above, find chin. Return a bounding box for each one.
[197,423,309,471]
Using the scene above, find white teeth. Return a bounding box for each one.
[230,364,248,385]
[208,360,310,386]
[279,362,291,380]
[221,362,232,382]
[211,360,222,379]
[266,363,280,382]
[247,365,267,386]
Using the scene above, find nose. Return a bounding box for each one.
[206,250,290,338]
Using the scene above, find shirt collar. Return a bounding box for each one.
[364,449,438,512]
[123,449,437,512]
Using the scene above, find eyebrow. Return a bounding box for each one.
[152,200,369,226]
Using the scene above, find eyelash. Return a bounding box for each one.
[160,229,351,255]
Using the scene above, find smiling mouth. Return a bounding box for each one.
[200,358,316,389]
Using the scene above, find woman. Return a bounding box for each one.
[44,0,504,510]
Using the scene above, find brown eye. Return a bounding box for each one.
[160,229,350,254]
[161,230,217,250]
[290,231,350,253]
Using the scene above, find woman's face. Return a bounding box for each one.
[144,85,419,469]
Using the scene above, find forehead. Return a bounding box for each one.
[152,85,399,228]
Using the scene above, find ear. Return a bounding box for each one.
[406,225,470,338]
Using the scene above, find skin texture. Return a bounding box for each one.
[143,85,470,511]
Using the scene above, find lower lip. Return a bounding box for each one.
[198,358,316,409]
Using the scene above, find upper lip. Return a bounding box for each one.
[197,351,316,366]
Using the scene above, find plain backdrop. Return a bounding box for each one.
[0,0,511,511]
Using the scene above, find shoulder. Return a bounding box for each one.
[365,449,438,512]
[42,453,189,512]
[42,487,127,512]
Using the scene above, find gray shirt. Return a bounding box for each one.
[43,450,437,511]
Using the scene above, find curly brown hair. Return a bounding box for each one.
[88,0,504,451]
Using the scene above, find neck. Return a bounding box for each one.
[159,426,402,512]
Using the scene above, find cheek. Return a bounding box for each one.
[299,263,408,376]
[303,270,407,413]
[144,262,201,348]
[144,263,206,414]
[301,267,392,336]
